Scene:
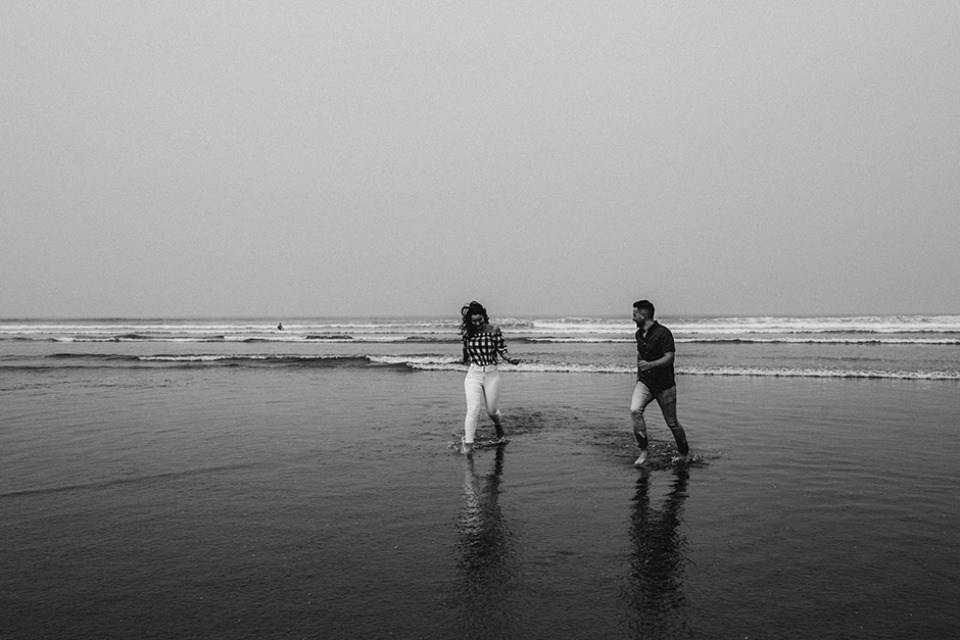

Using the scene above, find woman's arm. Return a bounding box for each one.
[494,327,520,365]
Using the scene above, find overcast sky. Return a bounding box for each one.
[2,1,958,318]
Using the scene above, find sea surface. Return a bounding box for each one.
[2,315,959,639]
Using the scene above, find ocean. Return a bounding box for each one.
[2,315,958,639]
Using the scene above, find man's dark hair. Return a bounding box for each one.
[633,299,655,318]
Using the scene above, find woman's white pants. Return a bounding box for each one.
[463,364,502,443]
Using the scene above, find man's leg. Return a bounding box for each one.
[630,382,655,465]
[655,386,689,455]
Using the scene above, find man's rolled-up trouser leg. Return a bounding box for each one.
[630,381,654,449]
[655,386,689,455]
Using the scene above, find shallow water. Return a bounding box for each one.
[2,359,959,639]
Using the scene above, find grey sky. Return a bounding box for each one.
[2,1,958,318]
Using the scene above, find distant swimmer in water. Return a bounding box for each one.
[630,299,690,466]
[459,301,520,455]
[277,322,284,331]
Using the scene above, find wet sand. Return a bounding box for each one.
[2,368,959,639]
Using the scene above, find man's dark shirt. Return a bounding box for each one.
[636,321,677,395]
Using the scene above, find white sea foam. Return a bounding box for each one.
[530,318,632,334]
[526,337,633,344]
[680,366,960,380]
[369,355,460,367]
[4,315,960,342]
[671,315,960,335]
[140,354,244,362]
[683,337,960,345]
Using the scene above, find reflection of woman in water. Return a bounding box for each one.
[626,465,690,636]
[456,446,514,637]
[459,301,520,455]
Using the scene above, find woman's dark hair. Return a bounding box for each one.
[460,301,489,338]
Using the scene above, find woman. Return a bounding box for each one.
[460,301,520,455]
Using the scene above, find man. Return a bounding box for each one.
[630,300,690,465]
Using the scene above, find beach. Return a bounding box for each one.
[6,2,959,636]
[2,317,959,639]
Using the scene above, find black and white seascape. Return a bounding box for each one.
[4,2,959,638]
[3,315,959,638]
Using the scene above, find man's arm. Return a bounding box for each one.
[638,351,674,372]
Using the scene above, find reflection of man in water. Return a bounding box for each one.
[626,466,690,637]
[456,446,514,638]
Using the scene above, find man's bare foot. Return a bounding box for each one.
[460,440,474,455]
[634,449,648,466]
